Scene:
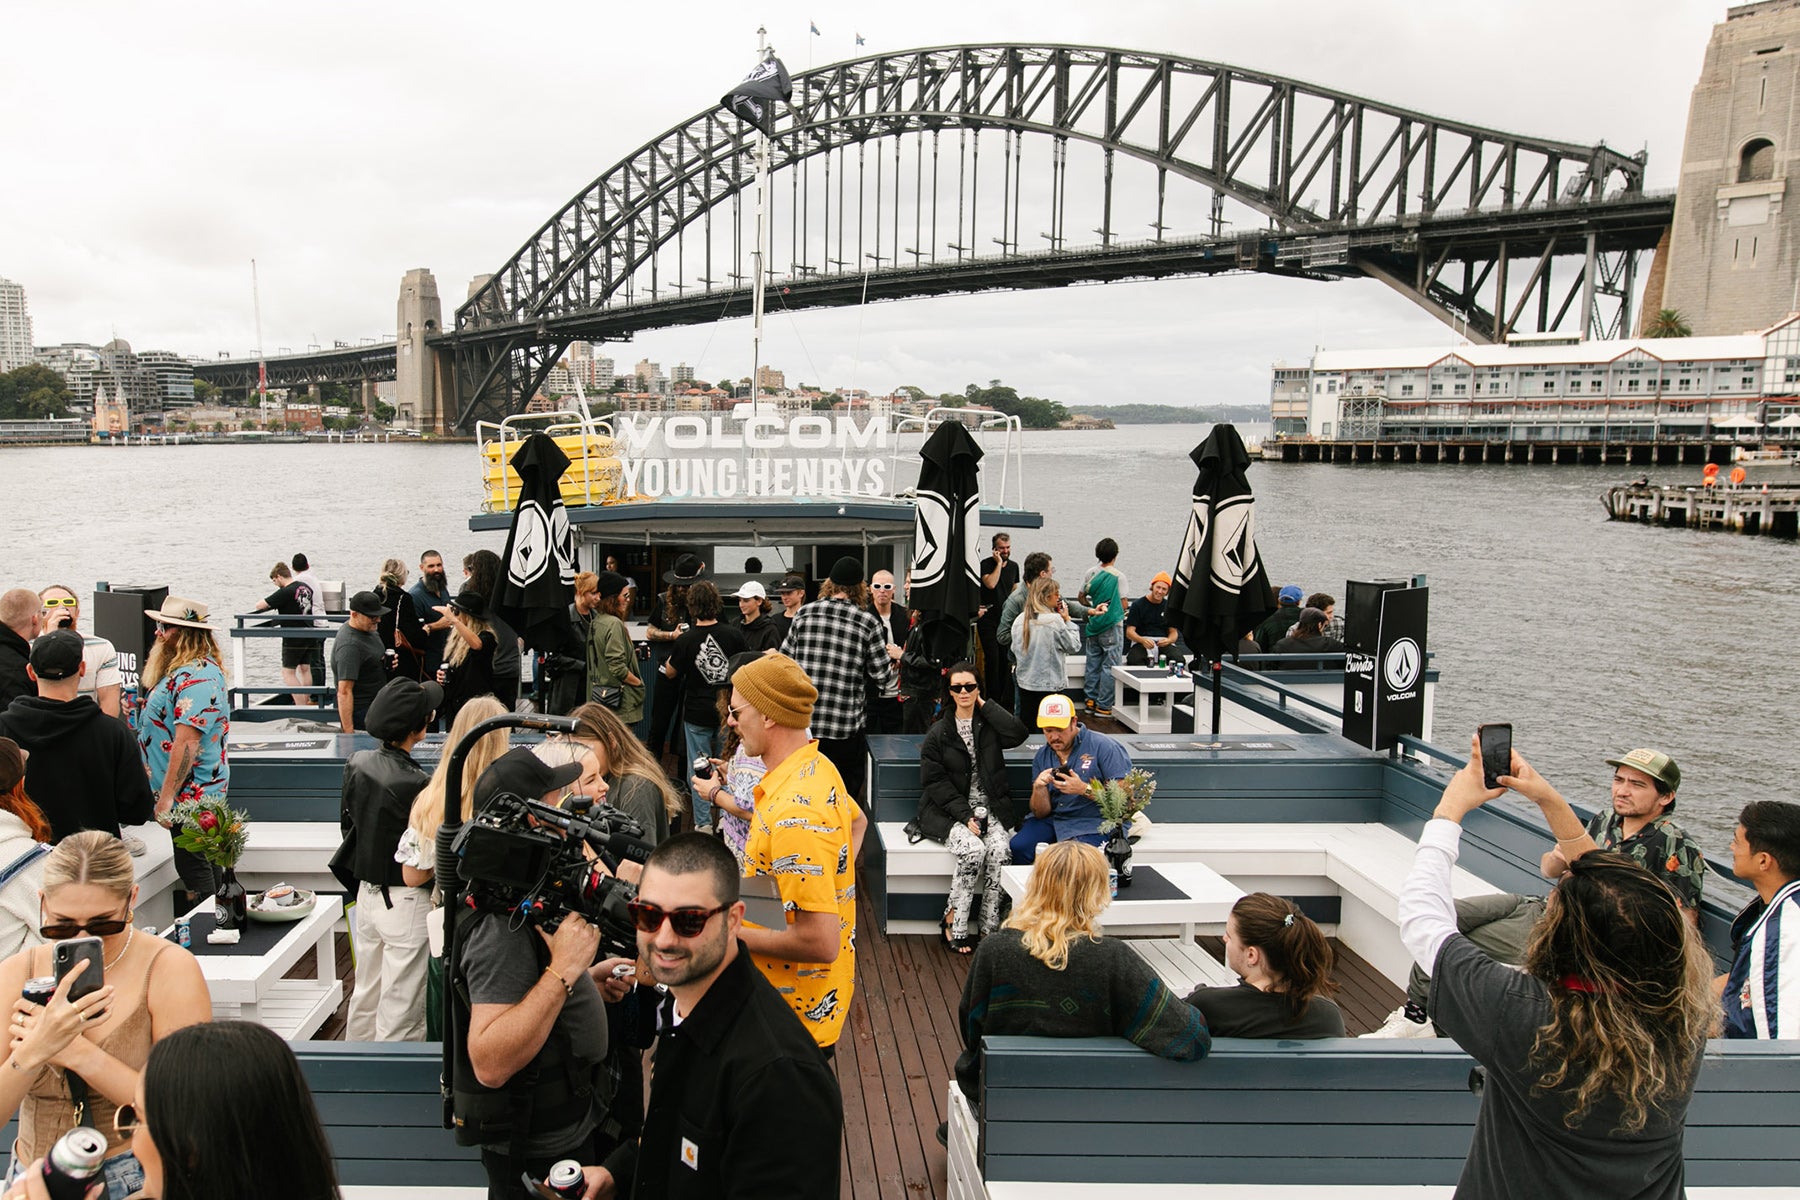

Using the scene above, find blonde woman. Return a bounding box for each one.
[374,557,426,681]
[567,702,679,845]
[1009,576,1081,724]
[0,833,211,1192]
[433,589,497,726]
[397,696,510,891]
[952,841,1208,1109]
[396,696,507,1042]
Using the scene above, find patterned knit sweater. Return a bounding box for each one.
[955,928,1211,1101]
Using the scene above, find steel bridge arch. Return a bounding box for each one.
[446,44,1650,428]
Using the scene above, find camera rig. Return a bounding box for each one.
[453,789,643,957]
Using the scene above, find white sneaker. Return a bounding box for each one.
[1361,1005,1435,1039]
[122,834,147,857]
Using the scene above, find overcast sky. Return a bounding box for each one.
[2,0,1729,407]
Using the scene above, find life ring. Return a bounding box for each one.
[1703,462,1721,477]
[1730,466,1748,485]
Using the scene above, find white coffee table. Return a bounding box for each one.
[1000,859,1243,940]
[165,894,344,1040]
[1109,666,1194,733]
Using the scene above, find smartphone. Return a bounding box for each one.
[1477,723,1513,790]
[53,936,104,1003]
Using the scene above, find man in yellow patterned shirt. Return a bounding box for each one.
[730,653,865,1051]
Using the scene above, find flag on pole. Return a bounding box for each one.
[719,56,793,136]
[810,20,820,35]
[855,32,865,46]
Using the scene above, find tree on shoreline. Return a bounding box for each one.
[0,364,72,420]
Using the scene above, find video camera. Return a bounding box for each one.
[453,790,649,959]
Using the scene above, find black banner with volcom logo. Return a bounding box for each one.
[1342,582,1428,750]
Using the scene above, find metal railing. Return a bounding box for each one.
[888,407,1027,512]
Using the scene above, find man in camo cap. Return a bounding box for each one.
[1369,744,1705,1038]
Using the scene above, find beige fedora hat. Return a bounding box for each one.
[146,596,219,631]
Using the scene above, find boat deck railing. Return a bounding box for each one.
[475,393,624,512]
[225,610,347,718]
[888,407,1027,512]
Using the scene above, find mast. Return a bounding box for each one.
[251,259,270,420]
[749,26,772,411]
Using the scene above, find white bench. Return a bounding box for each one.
[120,822,180,930]
[1128,937,1239,992]
[876,819,1503,986]
[238,821,342,895]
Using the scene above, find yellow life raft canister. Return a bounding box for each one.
[482,433,623,509]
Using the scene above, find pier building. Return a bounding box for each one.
[1267,317,1800,463]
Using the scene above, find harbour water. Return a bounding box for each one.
[5,423,1792,850]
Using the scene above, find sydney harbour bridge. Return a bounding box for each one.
[196,44,1670,431]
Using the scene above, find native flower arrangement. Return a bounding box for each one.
[169,797,250,869]
[1091,767,1157,834]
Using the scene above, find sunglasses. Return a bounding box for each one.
[947,682,979,693]
[115,1103,143,1136]
[626,900,729,937]
[42,597,78,608]
[870,583,894,591]
[40,913,131,940]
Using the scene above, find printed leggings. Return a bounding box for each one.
[943,819,1014,939]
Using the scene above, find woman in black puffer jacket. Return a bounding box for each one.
[918,661,1030,951]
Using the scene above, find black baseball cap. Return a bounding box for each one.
[776,574,806,593]
[473,746,583,813]
[365,677,444,741]
[29,630,84,682]
[348,590,384,618]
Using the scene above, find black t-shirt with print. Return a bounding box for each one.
[670,623,748,726]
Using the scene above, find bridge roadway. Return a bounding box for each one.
[435,191,1676,346]
[194,189,1674,396]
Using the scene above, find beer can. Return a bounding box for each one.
[176,917,192,948]
[22,976,56,1006]
[1108,868,1119,899]
[1034,842,1050,862]
[544,1160,586,1198]
[42,1126,106,1200]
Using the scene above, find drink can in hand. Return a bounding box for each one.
[545,1160,586,1198]
[22,976,56,1006]
[42,1127,106,1200]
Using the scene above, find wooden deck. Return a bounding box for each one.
[300,893,1402,1200]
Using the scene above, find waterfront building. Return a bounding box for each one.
[1270,364,1311,438]
[138,350,196,409]
[0,277,32,371]
[1655,1,1800,336]
[1275,317,1800,443]
[756,364,786,392]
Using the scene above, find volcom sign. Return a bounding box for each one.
[613,415,891,499]
[1341,582,1429,751]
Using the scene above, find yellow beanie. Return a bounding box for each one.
[731,653,818,729]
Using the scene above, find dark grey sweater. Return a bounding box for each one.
[955,928,1211,1101]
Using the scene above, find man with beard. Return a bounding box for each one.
[586,834,842,1199]
[408,549,453,679]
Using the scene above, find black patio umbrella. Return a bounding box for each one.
[493,432,579,655]
[904,420,984,703]
[1165,424,1277,733]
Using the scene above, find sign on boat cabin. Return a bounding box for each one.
[611,414,891,499]
[1342,579,1429,752]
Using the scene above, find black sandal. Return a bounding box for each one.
[942,913,974,954]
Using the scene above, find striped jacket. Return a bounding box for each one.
[1722,878,1800,1039]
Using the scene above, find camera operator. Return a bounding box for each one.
[455,747,635,1200]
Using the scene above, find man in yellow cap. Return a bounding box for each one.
[726,653,866,1052]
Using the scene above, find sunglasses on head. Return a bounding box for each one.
[42,597,78,608]
[947,682,979,693]
[626,899,728,937]
[40,914,131,940]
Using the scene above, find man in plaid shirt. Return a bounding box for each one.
[780,557,896,801]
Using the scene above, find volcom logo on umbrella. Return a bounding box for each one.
[911,488,951,588]
[1208,493,1258,595]
[506,500,575,587]
[1383,638,1422,693]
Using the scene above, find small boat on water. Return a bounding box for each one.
[151,415,1795,1197]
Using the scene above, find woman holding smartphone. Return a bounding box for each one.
[0,832,211,1197]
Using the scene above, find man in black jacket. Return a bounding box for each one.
[0,630,153,840]
[592,833,842,1199]
[339,675,440,1041]
[0,588,40,711]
